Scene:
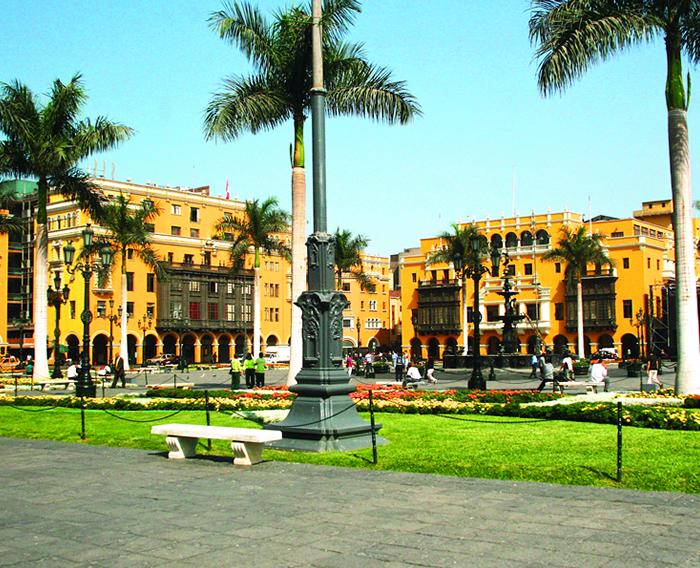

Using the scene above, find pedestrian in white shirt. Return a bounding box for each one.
[588,359,609,392]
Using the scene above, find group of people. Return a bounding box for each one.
[229,352,266,389]
[343,350,438,385]
[63,354,126,388]
[534,351,610,392]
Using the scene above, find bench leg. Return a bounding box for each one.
[165,436,198,459]
[231,441,264,466]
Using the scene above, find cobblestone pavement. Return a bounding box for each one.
[1,437,698,567]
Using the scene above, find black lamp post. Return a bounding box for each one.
[137,314,153,364]
[47,269,70,378]
[631,308,645,389]
[492,251,525,357]
[268,0,381,450]
[103,299,119,365]
[63,224,114,397]
[457,236,496,390]
[178,317,190,368]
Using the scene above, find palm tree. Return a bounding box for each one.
[0,213,22,234]
[0,75,133,379]
[544,226,613,358]
[97,193,165,370]
[530,1,700,392]
[427,224,482,356]
[205,0,420,384]
[333,228,374,291]
[216,197,290,357]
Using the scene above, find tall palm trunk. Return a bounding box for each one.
[32,223,50,379]
[287,115,306,385]
[253,258,262,358]
[668,109,700,393]
[120,257,130,370]
[576,279,585,357]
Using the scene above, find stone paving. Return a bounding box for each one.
[1,437,698,567]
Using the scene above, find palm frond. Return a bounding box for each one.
[204,74,291,141]
[530,0,659,96]
[0,213,23,234]
[137,245,167,281]
[0,79,40,144]
[73,117,134,158]
[51,168,106,221]
[327,59,421,123]
[43,74,86,137]
[210,2,275,70]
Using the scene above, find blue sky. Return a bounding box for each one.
[2,0,695,255]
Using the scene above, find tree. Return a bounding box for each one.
[0,213,22,234]
[205,0,420,384]
[97,193,165,369]
[530,1,700,393]
[333,228,374,291]
[216,197,290,357]
[543,226,613,358]
[427,223,483,356]
[0,75,132,379]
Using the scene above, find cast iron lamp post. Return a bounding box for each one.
[47,269,70,378]
[102,299,119,365]
[631,307,645,389]
[63,224,114,397]
[137,314,153,364]
[268,0,381,450]
[454,236,500,390]
[492,250,525,357]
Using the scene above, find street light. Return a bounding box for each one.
[137,314,153,364]
[102,299,119,365]
[47,269,70,378]
[631,307,645,389]
[455,235,495,390]
[63,224,114,397]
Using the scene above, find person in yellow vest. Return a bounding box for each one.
[243,353,255,389]
[255,352,267,387]
[229,356,242,390]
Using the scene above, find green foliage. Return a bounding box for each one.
[684,395,700,409]
[372,361,389,373]
[334,228,374,291]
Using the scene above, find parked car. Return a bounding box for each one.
[145,353,179,366]
[591,349,618,360]
[0,355,20,373]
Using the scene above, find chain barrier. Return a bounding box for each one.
[7,404,60,413]
[100,408,186,423]
[437,413,551,425]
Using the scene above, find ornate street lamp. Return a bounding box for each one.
[492,250,525,358]
[458,235,492,390]
[63,224,114,397]
[102,299,119,365]
[137,314,153,364]
[47,269,70,378]
[268,0,381,450]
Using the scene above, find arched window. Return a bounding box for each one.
[520,231,533,246]
[505,232,518,248]
[490,234,503,250]
[535,230,550,245]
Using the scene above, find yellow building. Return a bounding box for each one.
[339,252,392,352]
[400,207,698,360]
[42,177,392,365]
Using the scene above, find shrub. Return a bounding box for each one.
[684,395,700,409]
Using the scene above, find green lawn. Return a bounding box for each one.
[1,406,698,493]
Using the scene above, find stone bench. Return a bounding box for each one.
[556,380,604,394]
[151,423,282,465]
[35,379,76,391]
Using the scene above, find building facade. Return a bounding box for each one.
[400,206,700,360]
[31,177,391,365]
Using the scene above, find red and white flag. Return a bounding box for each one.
[225,179,230,200]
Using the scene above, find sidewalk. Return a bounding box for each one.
[1,437,697,567]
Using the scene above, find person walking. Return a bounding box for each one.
[345,353,354,377]
[243,353,256,389]
[529,353,539,378]
[230,356,242,389]
[560,352,574,381]
[536,356,555,392]
[425,357,437,384]
[254,352,266,387]
[110,354,126,388]
[646,351,663,389]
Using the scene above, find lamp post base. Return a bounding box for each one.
[266,366,385,452]
[469,366,486,390]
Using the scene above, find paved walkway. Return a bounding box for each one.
[1,437,697,567]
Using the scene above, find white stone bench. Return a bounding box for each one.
[35,379,76,391]
[556,380,604,394]
[151,423,282,465]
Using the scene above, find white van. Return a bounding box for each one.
[264,345,290,364]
